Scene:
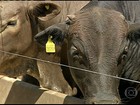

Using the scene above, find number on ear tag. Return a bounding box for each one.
[45,5,50,10]
[46,36,55,53]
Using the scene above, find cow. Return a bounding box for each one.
[34,6,129,104]
[0,1,89,96]
[88,1,140,103]
[34,1,140,104]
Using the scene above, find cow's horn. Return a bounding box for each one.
[66,15,76,25]
[120,14,125,20]
[67,15,76,21]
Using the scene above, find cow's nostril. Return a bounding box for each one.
[94,96,121,104]
[93,99,121,104]
[85,96,121,104]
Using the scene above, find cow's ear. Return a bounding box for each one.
[30,2,61,21]
[35,23,67,46]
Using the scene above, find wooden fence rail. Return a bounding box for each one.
[0,76,84,104]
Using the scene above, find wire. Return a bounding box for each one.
[0,49,140,84]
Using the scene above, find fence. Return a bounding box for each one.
[0,75,84,104]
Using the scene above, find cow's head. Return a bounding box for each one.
[35,7,130,104]
[0,1,60,76]
[64,7,130,104]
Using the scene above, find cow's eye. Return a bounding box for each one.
[121,53,127,61]
[71,46,78,56]
[71,46,83,60]
[119,49,128,64]
[122,47,128,61]
[7,20,17,26]
[117,47,128,66]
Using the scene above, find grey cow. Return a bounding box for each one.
[0,1,89,96]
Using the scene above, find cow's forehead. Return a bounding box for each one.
[0,1,27,21]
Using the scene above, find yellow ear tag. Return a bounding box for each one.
[45,5,50,10]
[46,36,55,53]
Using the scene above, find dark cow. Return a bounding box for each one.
[0,1,89,95]
[35,1,140,104]
[89,1,140,103]
[35,6,129,104]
